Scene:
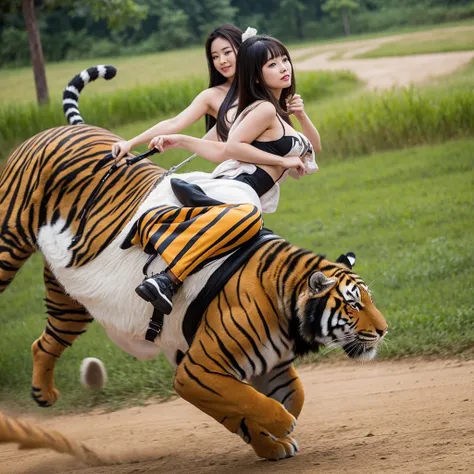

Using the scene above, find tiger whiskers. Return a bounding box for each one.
[319,343,343,357]
[379,337,391,352]
[318,334,356,357]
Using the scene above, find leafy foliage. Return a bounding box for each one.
[322,0,360,16]
[1,0,473,66]
[45,0,148,30]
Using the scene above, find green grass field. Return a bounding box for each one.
[0,47,207,105]
[355,26,474,58]
[0,22,473,413]
[1,138,472,413]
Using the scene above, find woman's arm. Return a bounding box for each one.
[149,102,306,171]
[223,102,287,166]
[288,94,322,153]
[113,89,214,161]
[150,134,301,168]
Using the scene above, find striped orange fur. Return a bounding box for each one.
[0,124,163,406]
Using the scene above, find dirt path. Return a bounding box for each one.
[2,359,473,474]
[293,26,474,89]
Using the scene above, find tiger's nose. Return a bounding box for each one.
[376,327,387,337]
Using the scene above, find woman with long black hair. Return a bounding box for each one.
[112,24,243,161]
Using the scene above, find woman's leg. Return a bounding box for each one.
[130,202,262,313]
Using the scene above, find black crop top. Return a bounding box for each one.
[251,114,314,160]
[216,109,316,199]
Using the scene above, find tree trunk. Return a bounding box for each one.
[22,0,49,105]
[295,9,304,40]
[342,8,350,36]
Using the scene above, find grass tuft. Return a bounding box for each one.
[312,87,474,159]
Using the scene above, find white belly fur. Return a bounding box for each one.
[37,172,258,365]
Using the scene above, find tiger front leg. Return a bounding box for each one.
[31,265,93,407]
[251,364,305,419]
[174,353,296,460]
[233,364,304,460]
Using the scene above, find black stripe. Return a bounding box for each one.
[205,318,246,380]
[273,358,295,371]
[183,362,222,397]
[44,326,72,347]
[236,271,264,346]
[47,319,87,336]
[218,291,256,374]
[48,314,93,323]
[254,301,281,358]
[37,339,59,357]
[223,290,267,375]
[267,377,298,398]
[269,367,290,384]
[198,341,234,376]
[167,205,239,269]
[281,389,297,406]
[239,418,252,443]
[187,352,237,380]
[258,241,288,277]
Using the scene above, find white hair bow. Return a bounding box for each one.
[242,27,258,42]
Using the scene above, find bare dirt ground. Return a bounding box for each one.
[1,358,473,474]
[293,26,474,89]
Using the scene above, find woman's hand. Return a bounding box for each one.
[287,94,305,118]
[112,141,132,164]
[284,156,306,176]
[148,134,183,153]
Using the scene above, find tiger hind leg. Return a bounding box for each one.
[31,264,93,407]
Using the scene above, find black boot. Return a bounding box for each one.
[135,271,175,314]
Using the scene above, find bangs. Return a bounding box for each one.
[245,36,291,67]
[264,40,289,62]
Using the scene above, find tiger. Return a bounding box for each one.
[0,66,387,461]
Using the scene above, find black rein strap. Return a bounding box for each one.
[79,148,160,222]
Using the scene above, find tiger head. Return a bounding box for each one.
[296,252,387,360]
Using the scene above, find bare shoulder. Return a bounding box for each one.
[200,85,228,111]
[205,84,229,99]
[195,88,214,103]
[247,101,276,119]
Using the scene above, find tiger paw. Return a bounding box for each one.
[31,338,60,407]
[251,432,299,461]
[260,405,296,439]
[31,385,60,408]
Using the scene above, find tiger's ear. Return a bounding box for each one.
[308,272,337,297]
[336,252,356,269]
